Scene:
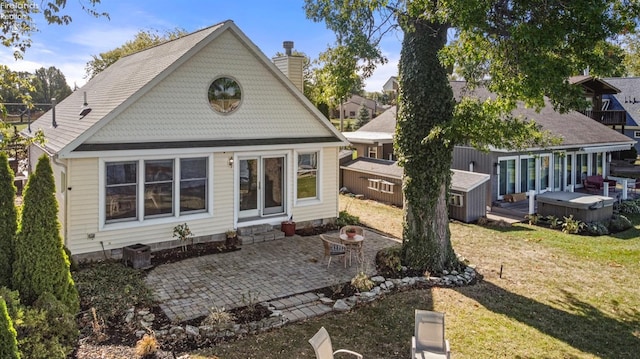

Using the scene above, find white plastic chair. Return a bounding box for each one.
[411,310,450,359]
[309,326,363,359]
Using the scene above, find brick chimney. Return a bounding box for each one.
[272,41,304,92]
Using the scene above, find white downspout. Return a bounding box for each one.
[52,154,69,247]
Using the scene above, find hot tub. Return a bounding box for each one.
[536,192,615,223]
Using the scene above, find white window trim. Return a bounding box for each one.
[367,178,381,191]
[449,193,464,207]
[634,131,640,138]
[380,180,394,194]
[99,154,213,231]
[294,149,322,206]
[368,146,378,158]
[497,155,519,200]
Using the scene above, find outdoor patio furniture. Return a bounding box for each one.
[411,310,450,359]
[308,326,363,359]
[319,234,347,269]
[339,226,365,266]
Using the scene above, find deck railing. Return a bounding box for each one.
[579,110,627,126]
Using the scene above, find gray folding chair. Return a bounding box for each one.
[309,326,363,359]
[411,310,450,359]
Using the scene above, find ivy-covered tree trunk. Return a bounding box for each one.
[396,17,459,273]
[0,153,18,288]
[0,297,20,359]
[12,155,79,313]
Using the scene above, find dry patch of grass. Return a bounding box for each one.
[191,199,640,358]
[340,194,403,238]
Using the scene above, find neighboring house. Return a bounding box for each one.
[449,81,635,204]
[334,94,380,120]
[601,77,640,153]
[22,20,347,260]
[340,157,489,222]
[382,76,398,93]
[569,75,627,132]
[345,79,635,207]
[341,157,403,207]
[343,106,396,161]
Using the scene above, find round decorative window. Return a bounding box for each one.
[208,77,242,114]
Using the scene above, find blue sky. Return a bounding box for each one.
[1,0,403,92]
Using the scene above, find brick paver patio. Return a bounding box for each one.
[145,230,399,321]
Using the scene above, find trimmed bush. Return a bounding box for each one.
[337,210,359,227]
[12,155,79,313]
[0,153,18,288]
[0,297,20,359]
[16,292,78,359]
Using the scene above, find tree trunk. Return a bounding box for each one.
[396,17,459,273]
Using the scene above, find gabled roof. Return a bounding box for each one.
[602,77,640,127]
[343,94,377,110]
[448,81,634,150]
[342,106,396,144]
[569,75,620,95]
[24,20,346,156]
[346,82,633,150]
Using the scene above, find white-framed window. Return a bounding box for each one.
[368,146,378,158]
[368,178,381,191]
[449,193,464,207]
[634,131,640,138]
[367,179,394,193]
[104,156,209,224]
[380,180,394,193]
[296,151,319,200]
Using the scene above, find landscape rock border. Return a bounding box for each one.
[128,265,480,351]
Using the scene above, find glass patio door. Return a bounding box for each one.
[238,156,285,219]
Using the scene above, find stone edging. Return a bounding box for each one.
[127,266,479,348]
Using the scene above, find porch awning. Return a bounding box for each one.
[580,144,633,153]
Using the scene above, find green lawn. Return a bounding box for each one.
[191,197,640,358]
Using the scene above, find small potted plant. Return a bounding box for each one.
[225,229,239,248]
[345,227,357,238]
[173,223,193,252]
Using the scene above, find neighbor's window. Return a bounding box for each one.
[297,152,318,199]
[144,159,174,218]
[635,131,640,138]
[449,193,463,207]
[368,146,377,158]
[105,161,138,222]
[368,178,380,191]
[380,180,394,194]
[208,77,242,114]
[180,157,207,213]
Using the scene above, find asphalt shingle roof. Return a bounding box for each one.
[24,22,225,154]
[353,81,633,149]
[341,157,403,179]
[603,77,640,127]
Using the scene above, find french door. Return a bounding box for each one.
[238,156,285,219]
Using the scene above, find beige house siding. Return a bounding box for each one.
[65,152,236,256]
[291,147,339,223]
[86,31,331,144]
[273,55,304,92]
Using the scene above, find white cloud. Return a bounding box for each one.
[364,56,399,92]
[65,26,140,54]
